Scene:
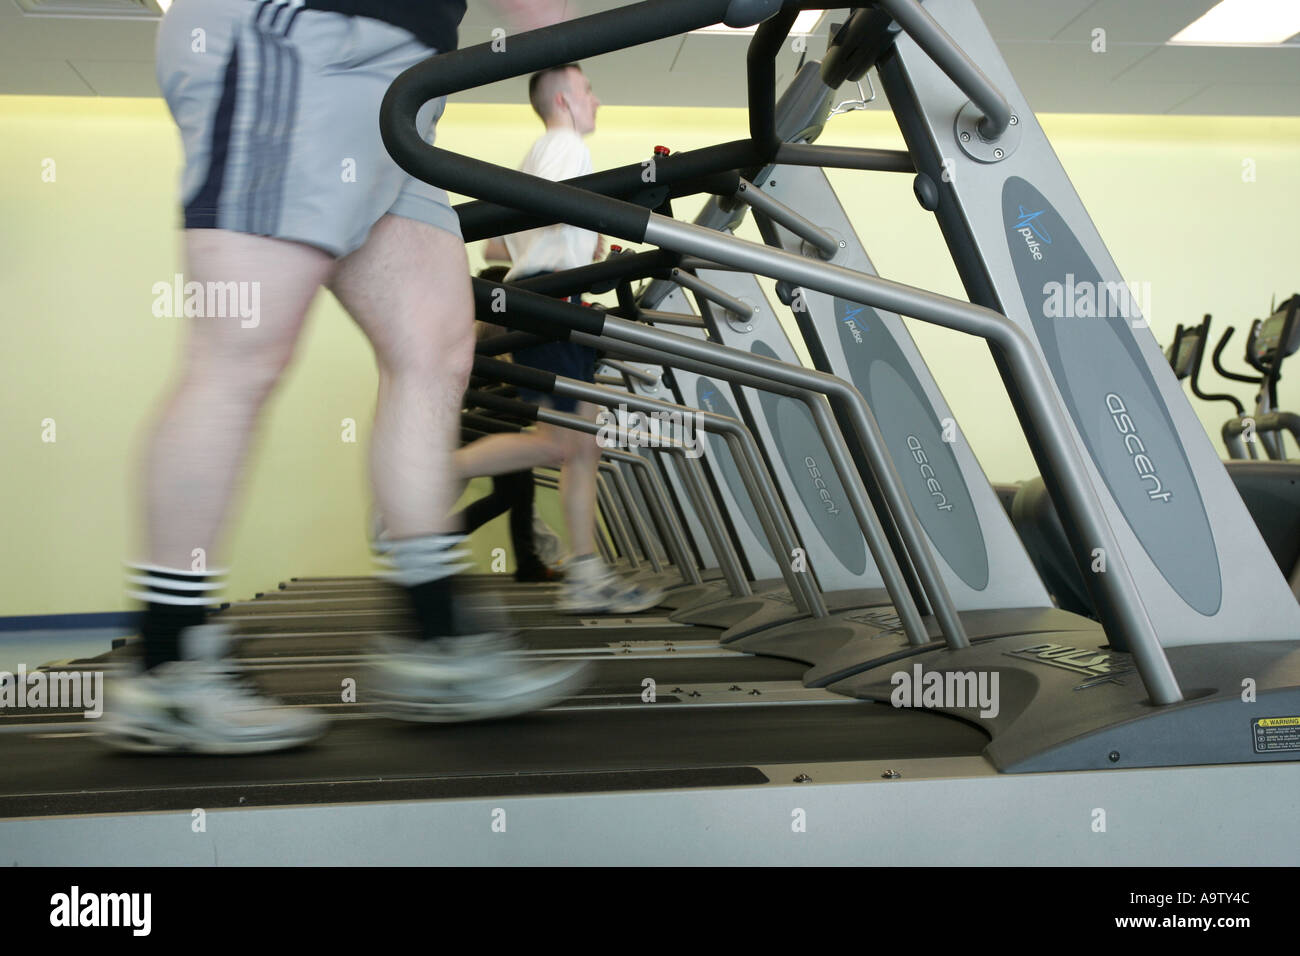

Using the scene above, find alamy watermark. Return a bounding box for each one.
[1040,273,1151,327]
[0,666,104,718]
[50,886,150,936]
[152,274,261,328]
[891,662,999,718]
[596,404,705,458]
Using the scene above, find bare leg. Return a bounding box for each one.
[140,231,334,569]
[558,402,600,557]
[453,428,566,480]
[328,215,474,539]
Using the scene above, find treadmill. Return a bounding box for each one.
[3,0,1298,866]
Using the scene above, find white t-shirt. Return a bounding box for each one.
[503,129,598,279]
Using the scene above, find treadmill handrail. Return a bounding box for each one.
[380,0,780,244]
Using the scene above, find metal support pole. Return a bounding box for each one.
[878,0,1011,140]
[733,178,840,259]
[600,460,663,572]
[671,268,756,320]
[596,468,640,567]
[612,449,701,586]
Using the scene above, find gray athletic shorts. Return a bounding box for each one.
[156,0,461,257]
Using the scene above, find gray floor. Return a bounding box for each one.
[0,628,128,673]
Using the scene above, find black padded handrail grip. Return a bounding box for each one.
[747,6,799,155]
[380,0,777,240]
[455,143,759,241]
[475,330,551,356]
[777,143,915,173]
[474,354,557,396]
[471,279,607,339]
[514,249,678,299]
[822,4,896,88]
[672,170,745,200]
[465,388,540,423]
[461,412,521,434]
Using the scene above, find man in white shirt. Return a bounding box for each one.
[457,64,661,614]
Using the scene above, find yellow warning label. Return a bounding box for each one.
[1253,717,1300,753]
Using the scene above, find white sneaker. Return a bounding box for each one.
[369,632,590,723]
[557,556,664,614]
[100,625,328,755]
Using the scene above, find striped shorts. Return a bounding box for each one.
[155,0,461,257]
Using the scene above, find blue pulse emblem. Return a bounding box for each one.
[1013,205,1052,244]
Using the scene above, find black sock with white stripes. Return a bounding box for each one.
[371,533,469,641]
[126,565,224,670]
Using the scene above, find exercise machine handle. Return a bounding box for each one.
[1187,315,1245,416]
[1211,325,1262,385]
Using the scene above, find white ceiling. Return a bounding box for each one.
[1,0,1297,115]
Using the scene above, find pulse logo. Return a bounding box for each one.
[1005,642,1134,689]
[1011,205,1051,261]
[840,303,868,343]
[698,386,717,412]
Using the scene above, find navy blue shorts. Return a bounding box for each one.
[509,276,595,414]
[512,340,596,414]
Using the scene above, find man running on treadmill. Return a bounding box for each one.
[457,64,663,613]
[104,0,587,754]
[456,266,565,583]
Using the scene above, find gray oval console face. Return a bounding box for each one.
[1001,176,1221,614]
[829,298,990,591]
[693,376,776,565]
[750,340,868,575]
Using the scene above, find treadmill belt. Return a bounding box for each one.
[89,625,718,664]
[0,703,988,817]
[214,611,679,636]
[2,655,809,717]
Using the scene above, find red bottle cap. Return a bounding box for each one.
[609,244,623,254]
[654,145,671,156]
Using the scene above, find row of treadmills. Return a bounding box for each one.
[4,0,1299,864]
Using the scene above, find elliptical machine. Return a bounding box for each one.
[1207,294,1300,459]
[1166,313,1251,455]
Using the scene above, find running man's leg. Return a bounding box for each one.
[110,230,333,752]
[458,478,513,535]
[328,215,478,641]
[134,231,333,668]
[453,424,567,479]
[556,401,600,559]
[330,214,472,541]
[334,218,587,717]
[499,471,546,571]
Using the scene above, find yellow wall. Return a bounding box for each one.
[2,95,1297,615]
